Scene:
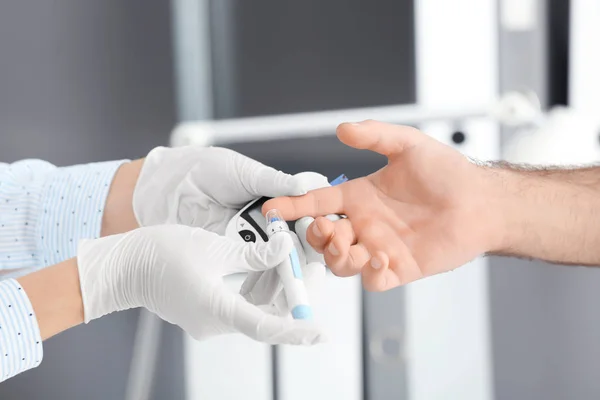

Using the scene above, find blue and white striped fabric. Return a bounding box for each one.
[0,159,127,277]
[0,159,53,273]
[0,158,128,381]
[0,279,42,382]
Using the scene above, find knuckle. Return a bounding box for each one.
[315,218,332,236]
[329,267,346,278]
[326,261,344,276]
[389,246,420,284]
[326,259,357,278]
[307,237,325,253]
[347,250,361,272]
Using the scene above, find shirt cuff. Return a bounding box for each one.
[38,160,129,267]
[0,279,43,382]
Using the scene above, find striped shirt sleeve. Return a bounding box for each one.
[0,159,128,278]
[0,279,42,382]
[37,161,128,267]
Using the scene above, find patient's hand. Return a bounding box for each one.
[264,120,505,291]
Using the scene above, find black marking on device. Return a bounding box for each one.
[240,197,270,242]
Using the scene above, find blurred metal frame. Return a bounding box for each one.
[170,104,488,147]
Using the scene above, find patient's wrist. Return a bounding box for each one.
[483,168,530,254]
[483,164,600,264]
[472,164,543,256]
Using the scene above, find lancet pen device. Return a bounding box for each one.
[265,209,312,319]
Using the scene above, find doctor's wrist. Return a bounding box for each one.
[18,257,84,341]
[101,159,144,237]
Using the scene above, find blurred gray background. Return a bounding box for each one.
[0,1,184,399]
[2,1,600,399]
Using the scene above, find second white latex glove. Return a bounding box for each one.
[77,225,326,345]
[133,146,316,234]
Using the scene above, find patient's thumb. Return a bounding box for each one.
[336,120,423,157]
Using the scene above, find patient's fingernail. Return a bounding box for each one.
[370,258,382,269]
[312,223,322,237]
[328,242,339,256]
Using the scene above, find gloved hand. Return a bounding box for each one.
[133,146,319,234]
[77,224,326,344]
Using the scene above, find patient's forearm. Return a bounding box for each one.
[490,165,600,265]
[17,258,83,340]
[492,161,600,186]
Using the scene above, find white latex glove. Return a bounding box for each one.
[133,146,317,234]
[241,172,330,312]
[77,225,326,345]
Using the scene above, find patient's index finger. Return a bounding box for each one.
[263,185,345,220]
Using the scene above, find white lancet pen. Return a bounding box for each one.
[265,208,312,320]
